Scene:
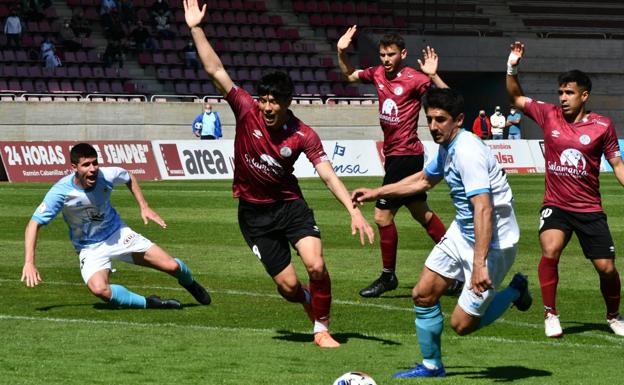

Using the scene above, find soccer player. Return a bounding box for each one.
[183,0,375,348]
[21,143,211,309]
[506,41,624,337]
[337,26,449,298]
[352,88,531,377]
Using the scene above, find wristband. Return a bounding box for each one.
[507,64,518,76]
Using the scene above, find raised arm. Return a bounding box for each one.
[184,0,233,96]
[506,41,530,111]
[314,161,374,245]
[336,25,362,83]
[22,219,43,287]
[125,173,167,228]
[418,46,448,89]
[352,170,442,203]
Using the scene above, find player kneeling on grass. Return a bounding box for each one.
[352,88,532,378]
[21,143,211,309]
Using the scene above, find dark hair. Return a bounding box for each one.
[558,70,592,93]
[423,88,464,119]
[256,71,293,103]
[70,143,97,164]
[379,33,405,50]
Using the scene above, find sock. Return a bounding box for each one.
[109,284,147,308]
[600,271,621,319]
[175,258,194,286]
[424,213,446,243]
[277,284,307,303]
[415,303,444,369]
[538,256,559,315]
[313,320,328,334]
[379,223,398,272]
[310,273,332,322]
[478,287,520,329]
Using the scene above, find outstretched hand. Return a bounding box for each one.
[21,263,42,287]
[141,207,167,229]
[351,187,379,205]
[351,211,375,245]
[417,46,439,76]
[508,41,524,66]
[183,0,206,28]
[337,25,357,53]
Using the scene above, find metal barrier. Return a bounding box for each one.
[325,96,378,105]
[150,94,199,102]
[21,93,84,101]
[86,93,148,102]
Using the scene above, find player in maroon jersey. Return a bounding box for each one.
[184,0,375,348]
[337,26,450,298]
[506,41,624,337]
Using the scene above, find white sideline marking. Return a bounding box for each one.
[0,314,621,350]
[4,278,624,344]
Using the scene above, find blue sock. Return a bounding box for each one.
[175,258,193,286]
[415,303,444,369]
[477,286,520,329]
[109,284,147,308]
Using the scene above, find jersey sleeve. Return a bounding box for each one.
[456,143,491,197]
[603,119,621,160]
[523,98,550,130]
[100,167,131,185]
[302,129,329,166]
[412,72,432,97]
[225,85,255,127]
[358,67,376,84]
[31,183,66,225]
[424,148,444,177]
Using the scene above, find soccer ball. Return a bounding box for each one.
[332,371,377,385]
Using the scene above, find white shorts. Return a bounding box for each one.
[425,221,517,317]
[78,226,154,283]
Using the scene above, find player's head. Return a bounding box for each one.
[378,33,406,75]
[204,102,212,113]
[557,70,591,120]
[423,88,465,145]
[70,143,99,189]
[256,71,293,129]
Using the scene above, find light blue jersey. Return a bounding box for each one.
[32,167,131,251]
[425,130,518,248]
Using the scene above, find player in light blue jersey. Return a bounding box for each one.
[352,88,532,378]
[21,143,211,309]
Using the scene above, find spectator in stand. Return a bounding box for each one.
[471,109,491,140]
[506,106,523,139]
[183,39,199,70]
[70,9,92,37]
[192,102,222,140]
[59,19,82,51]
[41,36,61,68]
[102,9,127,41]
[154,11,175,39]
[150,0,171,20]
[4,8,23,49]
[118,0,136,26]
[100,0,118,16]
[103,39,124,69]
[490,106,506,140]
[130,20,157,52]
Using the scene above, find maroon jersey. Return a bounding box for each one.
[226,86,329,204]
[524,98,621,212]
[359,65,431,156]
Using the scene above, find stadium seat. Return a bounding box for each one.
[174,82,190,94]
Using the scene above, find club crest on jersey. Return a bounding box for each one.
[579,134,591,145]
[551,130,560,138]
[280,146,292,157]
[253,129,263,139]
[393,86,404,96]
[37,202,47,214]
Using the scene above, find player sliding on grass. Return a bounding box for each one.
[21,143,211,309]
[183,0,374,348]
[506,41,624,338]
[353,88,532,378]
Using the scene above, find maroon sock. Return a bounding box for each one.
[538,256,559,315]
[277,284,306,303]
[424,213,446,243]
[600,271,621,319]
[310,273,332,321]
[379,223,398,272]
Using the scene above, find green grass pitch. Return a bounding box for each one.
[1,175,624,384]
